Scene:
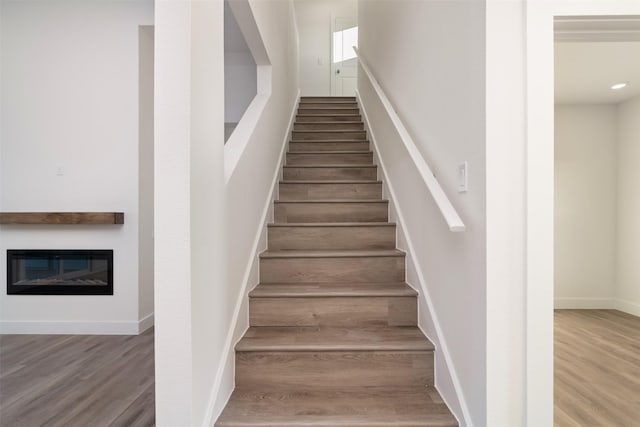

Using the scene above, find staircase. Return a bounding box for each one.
[216,97,457,426]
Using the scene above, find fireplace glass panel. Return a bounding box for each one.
[7,250,113,295]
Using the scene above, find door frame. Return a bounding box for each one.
[525,2,640,424]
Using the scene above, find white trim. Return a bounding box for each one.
[138,312,154,333]
[553,298,640,317]
[354,48,465,232]
[0,319,145,335]
[554,297,614,309]
[614,299,640,317]
[555,16,640,42]
[203,90,300,427]
[356,90,472,427]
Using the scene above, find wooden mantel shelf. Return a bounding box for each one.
[0,212,124,225]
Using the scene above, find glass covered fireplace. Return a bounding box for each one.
[7,250,113,295]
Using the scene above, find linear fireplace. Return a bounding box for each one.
[7,250,113,295]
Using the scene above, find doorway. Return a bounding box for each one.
[330,15,358,96]
[522,4,640,423]
[552,15,640,426]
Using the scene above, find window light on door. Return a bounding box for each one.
[333,26,358,63]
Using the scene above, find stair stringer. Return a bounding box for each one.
[356,90,472,427]
[203,91,300,427]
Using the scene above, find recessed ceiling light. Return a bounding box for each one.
[611,82,627,90]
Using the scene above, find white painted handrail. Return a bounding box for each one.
[354,48,465,232]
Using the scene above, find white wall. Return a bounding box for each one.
[616,95,640,315]
[554,104,618,308]
[0,0,154,334]
[225,0,257,123]
[154,0,225,425]
[358,1,485,425]
[212,0,299,422]
[294,0,356,96]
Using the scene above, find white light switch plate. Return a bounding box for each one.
[458,162,468,193]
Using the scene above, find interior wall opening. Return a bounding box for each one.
[553,16,640,425]
[224,0,257,143]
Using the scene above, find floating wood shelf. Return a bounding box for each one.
[0,212,124,225]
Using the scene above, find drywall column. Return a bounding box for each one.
[190,1,225,424]
[616,95,640,315]
[154,1,224,425]
[487,0,528,425]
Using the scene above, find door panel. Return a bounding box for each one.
[331,17,358,96]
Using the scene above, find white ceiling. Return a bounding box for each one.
[554,16,640,105]
[555,41,640,104]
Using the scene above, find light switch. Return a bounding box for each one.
[317,57,323,66]
[458,162,468,193]
[56,166,64,177]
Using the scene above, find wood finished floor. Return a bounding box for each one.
[555,310,640,427]
[5,309,637,426]
[0,328,154,427]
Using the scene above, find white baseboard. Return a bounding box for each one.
[0,318,151,335]
[614,299,640,317]
[138,312,155,333]
[554,298,614,309]
[554,298,640,318]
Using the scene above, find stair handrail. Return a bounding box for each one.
[354,47,465,232]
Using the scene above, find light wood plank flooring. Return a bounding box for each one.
[555,310,640,426]
[0,329,154,427]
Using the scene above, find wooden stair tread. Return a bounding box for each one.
[250,282,416,298]
[260,249,405,259]
[299,101,358,103]
[294,121,363,125]
[281,180,381,184]
[283,165,377,168]
[236,326,433,352]
[298,106,358,108]
[274,199,388,203]
[289,141,370,145]
[296,115,362,119]
[268,222,394,227]
[288,150,370,154]
[217,386,456,427]
[301,95,356,97]
[293,130,364,133]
